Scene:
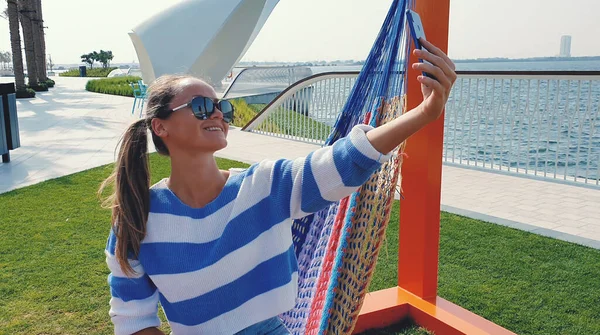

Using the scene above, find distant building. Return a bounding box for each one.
[560,35,572,58]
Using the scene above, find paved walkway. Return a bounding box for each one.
[1,77,599,248]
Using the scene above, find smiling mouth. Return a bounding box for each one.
[204,126,224,132]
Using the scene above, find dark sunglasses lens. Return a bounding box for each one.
[191,97,213,118]
[219,101,234,123]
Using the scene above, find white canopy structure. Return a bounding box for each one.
[129,0,280,86]
[107,68,128,78]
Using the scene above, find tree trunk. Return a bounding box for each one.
[33,0,46,81]
[30,0,45,82]
[19,0,38,86]
[38,0,47,78]
[7,0,26,90]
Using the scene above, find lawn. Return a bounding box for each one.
[357,319,432,335]
[1,154,599,334]
[230,99,332,141]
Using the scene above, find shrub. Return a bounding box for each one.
[60,67,117,77]
[85,76,142,97]
[30,82,48,92]
[45,79,55,88]
[59,69,79,77]
[230,99,260,127]
[16,87,35,98]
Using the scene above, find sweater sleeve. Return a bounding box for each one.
[105,230,161,335]
[265,124,392,219]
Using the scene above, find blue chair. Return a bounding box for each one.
[130,82,143,115]
[138,80,148,117]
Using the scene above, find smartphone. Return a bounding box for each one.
[406,9,436,80]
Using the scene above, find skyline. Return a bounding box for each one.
[0,0,599,65]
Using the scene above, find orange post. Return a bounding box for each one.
[398,0,450,300]
[356,2,518,333]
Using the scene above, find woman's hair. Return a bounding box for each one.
[99,75,195,276]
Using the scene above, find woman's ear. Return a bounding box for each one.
[151,118,168,138]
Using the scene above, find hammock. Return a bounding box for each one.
[282,0,414,333]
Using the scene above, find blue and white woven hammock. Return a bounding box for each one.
[281,0,414,334]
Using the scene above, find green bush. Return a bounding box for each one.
[59,69,77,77]
[85,76,142,97]
[230,99,260,127]
[59,69,80,77]
[30,82,48,92]
[60,67,117,78]
[45,78,55,88]
[16,87,35,98]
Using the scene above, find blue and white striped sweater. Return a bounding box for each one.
[105,124,392,335]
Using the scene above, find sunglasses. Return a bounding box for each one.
[169,96,234,123]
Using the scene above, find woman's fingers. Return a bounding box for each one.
[414,48,457,86]
[417,75,444,95]
[419,38,456,71]
[412,61,452,90]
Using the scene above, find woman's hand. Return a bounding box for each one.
[365,39,456,154]
[412,38,457,122]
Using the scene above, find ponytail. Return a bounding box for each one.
[99,118,150,276]
[99,74,197,275]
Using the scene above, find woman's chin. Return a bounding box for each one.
[216,140,228,151]
[204,139,228,152]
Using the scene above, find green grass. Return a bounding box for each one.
[260,107,332,141]
[369,202,600,335]
[229,99,332,140]
[85,76,143,97]
[1,154,599,334]
[0,154,248,334]
[357,319,433,335]
[60,67,117,77]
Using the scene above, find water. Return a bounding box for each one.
[309,60,600,183]
[310,59,600,73]
[236,60,600,184]
[455,59,600,72]
[444,77,600,183]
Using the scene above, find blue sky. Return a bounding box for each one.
[0,0,598,64]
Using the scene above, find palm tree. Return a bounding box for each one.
[106,50,113,68]
[19,0,38,87]
[81,53,94,68]
[92,51,99,68]
[47,54,53,72]
[3,52,12,69]
[97,50,114,68]
[37,0,47,77]
[32,0,46,81]
[7,0,26,91]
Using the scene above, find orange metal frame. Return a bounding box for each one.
[353,1,517,334]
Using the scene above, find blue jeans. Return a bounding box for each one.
[235,317,290,335]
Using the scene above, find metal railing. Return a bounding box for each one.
[445,71,600,187]
[222,66,313,99]
[243,72,358,144]
[243,70,600,187]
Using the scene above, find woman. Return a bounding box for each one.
[101,39,456,335]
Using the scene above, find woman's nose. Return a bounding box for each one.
[210,106,224,120]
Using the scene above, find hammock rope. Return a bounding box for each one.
[283,0,414,333]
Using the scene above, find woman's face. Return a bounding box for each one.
[155,78,229,155]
